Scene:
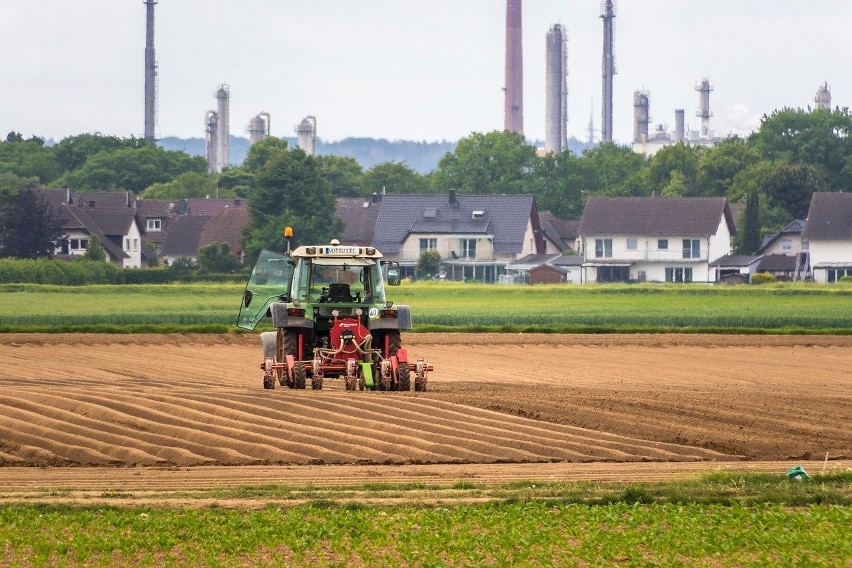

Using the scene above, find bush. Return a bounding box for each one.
[751,272,777,285]
[840,275,852,283]
[416,250,441,279]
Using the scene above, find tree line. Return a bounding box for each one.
[1,106,849,263]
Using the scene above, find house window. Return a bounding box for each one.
[133,239,139,252]
[595,238,613,258]
[419,238,437,253]
[147,218,162,231]
[828,268,852,283]
[658,239,668,250]
[682,239,700,259]
[801,240,809,251]
[626,238,638,251]
[665,267,693,283]
[782,239,792,252]
[460,239,476,259]
[125,238,131,251]
[69,238,89,251]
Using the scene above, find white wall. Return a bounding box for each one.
[810,239,852,283]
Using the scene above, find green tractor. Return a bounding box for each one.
[238,233,431,392]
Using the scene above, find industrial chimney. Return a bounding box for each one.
[600,0,616,143]
[695,78,713,139]
[296,116,317,156]
[143,0,157,142]
[504,0,523,134]
[632,90,649,144]
[248,112,270,145]
[814,82,831,110]
[544,24,568,153]
[674,109,685,142]
[205,111,218,174]
[215,84,230,172]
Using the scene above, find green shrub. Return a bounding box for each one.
[840,275,852,283]
[751,272,776,285]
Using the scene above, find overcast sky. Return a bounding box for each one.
[1,1,850,146]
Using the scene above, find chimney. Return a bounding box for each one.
[448,189,457,205]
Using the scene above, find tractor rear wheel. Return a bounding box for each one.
[294,362,307,389]
[387,330,401,356]
[397,364,411,391]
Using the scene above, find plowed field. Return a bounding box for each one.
[0,333,849,491]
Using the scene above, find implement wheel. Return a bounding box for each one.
[397,364,411,392]
[294,362,307,390]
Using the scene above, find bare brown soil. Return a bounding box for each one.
[0,333,849,492]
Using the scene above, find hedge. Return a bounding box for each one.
[0,258,247,285]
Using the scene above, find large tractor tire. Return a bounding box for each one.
[397,364,411,391]
[387,330,401,357]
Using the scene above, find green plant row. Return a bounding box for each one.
[1,282,851,334]
[1,499,848,565]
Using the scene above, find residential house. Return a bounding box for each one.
[578,196,735,283]
[802,192,852,283]
[538,211,580,253]
[336,195,381,246]
[756,219,810,280]
[198,205,251,261]
[159,215,213,266]
[37,189,143,268]
[370,190,546,282]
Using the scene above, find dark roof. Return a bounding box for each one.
[336,197,381,245]
[372,193,542,255]
[506,253,583,270]
[710,254,760,267]
[756,219,806,254]
[198,206,250,254]
[135,199,186,218]
[802,192,852,240]
[74,191,132,208]
[539,211,579,251]
[85,208,140,237]
[185,198,245,217]
[758,254,797,272]
[552,254,583,267]
[579,197,736,237]
[36,188,72,208]
[161,216,213,256]
[54,204,128,261]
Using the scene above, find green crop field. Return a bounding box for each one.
[1,281,851,334]
[1,472,850,566]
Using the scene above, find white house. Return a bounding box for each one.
[802,192,852,283]
[577,196,735,283]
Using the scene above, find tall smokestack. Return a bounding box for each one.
[695,77,713,139]
[504,0,523,134]
[544,24,568,153]
[214,84,230,173]
[600,0,616,143]
[814,82,831,111]
[674,109,685,142]
[143,0,157,142]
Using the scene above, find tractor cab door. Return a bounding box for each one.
[237,249,294,330]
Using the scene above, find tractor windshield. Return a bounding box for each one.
[237,249,294,330]
[292,257,385,304]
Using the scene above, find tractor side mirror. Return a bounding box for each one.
[243,289,253,307]
[387,267,401,286]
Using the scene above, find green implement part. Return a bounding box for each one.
[786,465,811,481]
[360,362,375,389]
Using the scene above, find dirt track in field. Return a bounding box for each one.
[0,333,849,488]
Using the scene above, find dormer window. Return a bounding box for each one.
[471,210,485,219]
[423,208,437,219]
[147,218,162,231]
